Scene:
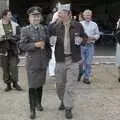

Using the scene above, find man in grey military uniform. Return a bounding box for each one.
[49,3,87,119]
[20,6,51,119]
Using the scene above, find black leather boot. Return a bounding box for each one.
[30,108,36,119]
[13,82,22,91]
[29,88,36,119]
[36,87,44,111]
[59,101,65,111]
[4,83,12,92]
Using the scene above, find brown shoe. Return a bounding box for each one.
[65,108,73,119]
[83,78,91,84]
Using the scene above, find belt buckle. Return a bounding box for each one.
[64,54,71,57]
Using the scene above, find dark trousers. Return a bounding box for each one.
[29,87,43,109]
[1,54,19,84]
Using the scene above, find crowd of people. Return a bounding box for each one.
[0,1,120,120]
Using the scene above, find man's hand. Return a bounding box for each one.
[87,37,96,43]
[74,37,83,45]
[50,36,57,46]
[35,41,45,49]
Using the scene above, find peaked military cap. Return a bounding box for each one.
[27,6,41,15]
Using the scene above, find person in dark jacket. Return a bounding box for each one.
[19,6,51,119]
[49,3,87,119]
[0,9,22,91]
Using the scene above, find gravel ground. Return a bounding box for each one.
[0,64,120,120]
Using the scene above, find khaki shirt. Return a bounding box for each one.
[64,21,71,55]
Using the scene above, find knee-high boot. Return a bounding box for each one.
[36,86,44,111]
[29,88,36,119]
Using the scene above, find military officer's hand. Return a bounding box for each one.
[35,41,45,49]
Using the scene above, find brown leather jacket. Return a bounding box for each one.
[49,20,87,62]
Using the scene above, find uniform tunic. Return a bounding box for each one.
[20,24,51,88]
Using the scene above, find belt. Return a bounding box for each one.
[64,54,72,57]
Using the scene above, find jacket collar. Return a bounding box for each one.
[58,20,76,30]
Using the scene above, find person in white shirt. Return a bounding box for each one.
[79,9,100,84]
[48,2,61,78]
[48,11,58,78]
